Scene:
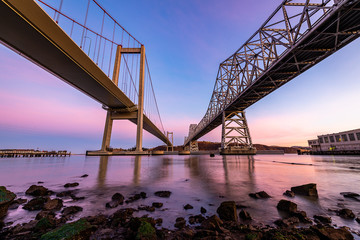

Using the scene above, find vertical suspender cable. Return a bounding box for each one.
[80,0,90,48]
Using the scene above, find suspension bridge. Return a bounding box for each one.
[0,0,172,154]
[184,0,360,154]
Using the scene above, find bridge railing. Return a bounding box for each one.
[187,0,342,142]
[36,0,166,136]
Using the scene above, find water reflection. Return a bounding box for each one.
[133,156,141,186]
[97,156,109,188]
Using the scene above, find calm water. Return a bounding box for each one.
[1,154,360,233]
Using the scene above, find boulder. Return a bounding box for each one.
[291,210,312,223]
[155,218,163,226]
[0,186,16,218]
[239,209,252,220]
[314,215,332,224]
[337,208,355,219]
[201,207,207,214]
[85,214,107,226]
[291,183,318,197]
[43,198,63,211]
[174,217,186,229]
[110,208,135,227]
[311,226,354,240]
[283,190,295,197]
[40,218,93,240]
[340,192,360,201]
[61,206,83,218]
[138,205,155,212]
[152,202,163,208]
[184,204,193,210]
[135,218,157,240]
[200,215,223,231]
[274,216,300,228]
[36,211,56,220]
[154,191,172,198]
[25,185,50,197]
[277,199,297,213]
[249,191,271,199]
[216,201,237,221]
[64,182,79,188]
[8,198,27,210]
[140,192,147,199]
[23,197,49,211]
[112,193,124,202]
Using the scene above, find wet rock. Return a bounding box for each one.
[71,195,85,201]
[184,204,193,210]
[43,198,63,211]
[311,225,354,240]
[154,191,172,198]
[36,210,56,220]
[8,198,26,210]
[216,201,237,221]
[35,217,56,232]
[40,218,93,240]
[314,215,332,224]
[210,153,215,157]
[135,218,157,240]
[249,191,271,199]
[194,229,218,238]
[138,205,155,212]
[0,220,4,230]
[38,181,44,184]
[85,214,107,226]
[356,217,360,224]
[201,215,223,231]
[25,185,50,196]
[201,206,207,214]
[152,202,163,208]
[80,174,89,178]
[155,218,163,226]
[291,183,318,198]
[64,182,79,188]
[174,217,186,229]
[23,197,49,211]
[337,208,355,219]
[340,192,360,201]
[277,199,297,213]
[126,193,142,203]
[291,210,312,223]
[140,192,147,199]
[283,190,295,197]
[239,209,252,220]
[61,206,83,218]
[235,203,248,209]
[110,208,135,227]
[105,193,124,209]
[56,190,75,198]
[274,216,300,228]
[12,220,38,234]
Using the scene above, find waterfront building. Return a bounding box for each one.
[308,128,360,153]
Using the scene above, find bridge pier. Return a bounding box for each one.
[220,110,256,155]
[100,45,147,154]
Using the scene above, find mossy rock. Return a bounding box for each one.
[0,186,16,219]
[246,232,261,240]
[0,186,16,203]
[35,217,56,232]
[40,219,93,240]
[135,220,156,240]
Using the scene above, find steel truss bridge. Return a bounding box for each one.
[185,0,360,149]
[0,0,172,152]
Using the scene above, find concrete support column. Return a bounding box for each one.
[136,45,145,152]
[101,45,122,151]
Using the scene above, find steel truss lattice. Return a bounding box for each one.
[185,0,360,146]
[221,111,253,150]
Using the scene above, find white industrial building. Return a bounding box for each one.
[308,128,360,153]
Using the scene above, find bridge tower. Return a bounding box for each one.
[101,45,146,153]
[220,110,256,155]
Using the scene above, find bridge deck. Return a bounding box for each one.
[185,0,360,145]
[0,0,170,145]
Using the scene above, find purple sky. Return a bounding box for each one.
[1,0,360,153]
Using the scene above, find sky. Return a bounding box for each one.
[1,0,360,153]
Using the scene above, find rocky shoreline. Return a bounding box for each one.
[1,181,359,239]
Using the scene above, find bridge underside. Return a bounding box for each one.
[185,0,360,145]
[0,0,170,145]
